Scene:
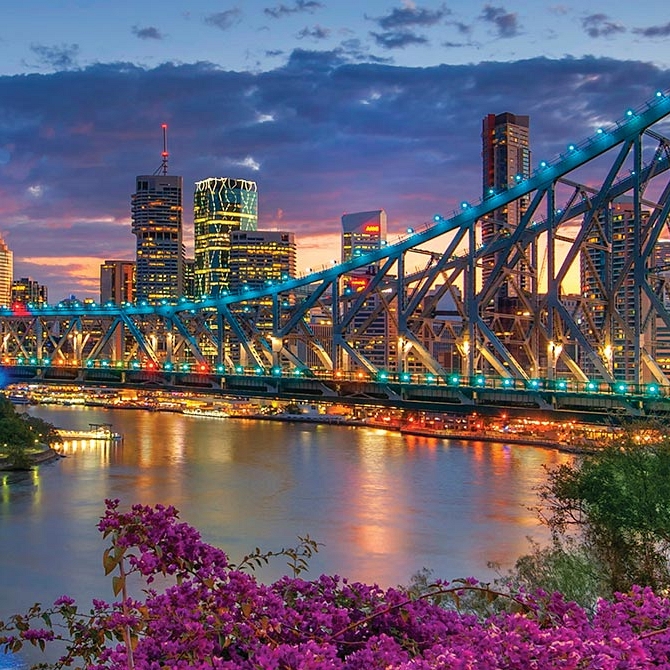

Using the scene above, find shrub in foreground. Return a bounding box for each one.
[2,500,670,669]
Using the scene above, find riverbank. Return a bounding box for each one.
[3,385,599,455]
[0,447,62,471]
[229,413,591,453]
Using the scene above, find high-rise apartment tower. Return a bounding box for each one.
[131,127,184,303]
[0,235,13,307]
[481,113,531,299]
[194,177,258,298]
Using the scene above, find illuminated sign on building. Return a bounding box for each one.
[364,224,380,233]
[348,277,369,292]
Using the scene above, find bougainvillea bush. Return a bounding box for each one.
[3,499,670,669]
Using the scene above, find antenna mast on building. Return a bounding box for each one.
[155,123,169,175]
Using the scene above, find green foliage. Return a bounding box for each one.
[530,422,670,595]
[0,395,59,468]
[492,538,609,611]
[231,534,322,577]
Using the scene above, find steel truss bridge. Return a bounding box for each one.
[4,90,670,422]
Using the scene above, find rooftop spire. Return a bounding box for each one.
[155,123,169,175]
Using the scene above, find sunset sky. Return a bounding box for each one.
[1,0,670,300]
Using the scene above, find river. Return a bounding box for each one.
[0,405,570,647]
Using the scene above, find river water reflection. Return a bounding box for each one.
[0,405,571,625]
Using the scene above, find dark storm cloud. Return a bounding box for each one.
[29,43,80,70]
[370,30,429,49]
[264,1,324,19]
[369,5,449,30]
[632,22,670,38]
[297,25,330,40]
[132,25,164,40]
[480,6,520,38]
[204,9,242,31]
[0,54,668,299]
[582,14,626,39]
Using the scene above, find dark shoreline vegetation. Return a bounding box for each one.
[0,396,61,470]
[3,402,670,666]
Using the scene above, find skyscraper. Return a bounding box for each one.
[341,210,387,265]
[100,260,135,304]
[131,127,184,303]
[340,210,391,370]
[228,231,296,291]
[0,235,13,307]
[580,197,652,381]
[481,112,531,298]
[194,177,258,298]
[11,277,47,306]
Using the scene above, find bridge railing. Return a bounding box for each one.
[1,358,667,400]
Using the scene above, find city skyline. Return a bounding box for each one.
[0,1,669,300]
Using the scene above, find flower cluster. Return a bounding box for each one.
[3,499,670,669]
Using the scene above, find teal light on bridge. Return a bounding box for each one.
[101,359,110,367]
[502,377,514,388]
[556,380,568,391]
[425,373,435,384]
[400,372,411,383]
[254,366,264,376]
[615,382,628,394]
[17,356,24,365]
[164,362,173,371]
[586,381,598,392]
[528,379,540,390]
[474,374,485,387]
[85,359,94,368]
[180,363,190,372]
[378,371,389,381]
[29,357,37,365]
[272,366,282,376]
[235,365,244,374]
[42,358,50,366]
[216,364,225,373]
[647,383,660,396]
[131,360,141,370]
[449,374,460,386]
[293,368,303,377]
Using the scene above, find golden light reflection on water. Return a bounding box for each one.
[2,406,576,602]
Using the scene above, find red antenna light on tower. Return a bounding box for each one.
[160,123,169,175]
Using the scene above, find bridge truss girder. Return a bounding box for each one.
[1,93,670,385]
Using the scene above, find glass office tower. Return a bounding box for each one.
[193,177,258,298]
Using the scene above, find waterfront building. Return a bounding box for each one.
[481,112,531,299]
[580,197,652,382]
[193,177,258,298]
[340,210,392,371]
[100,260,135,305]
[341,210,387,266]
[0,235,13,307]
[227,230,296,365]
[228,230,296,291]
[183,258,195,301]
[11,277,47,306]
[131,173,184,302]
[653,239,670,376]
